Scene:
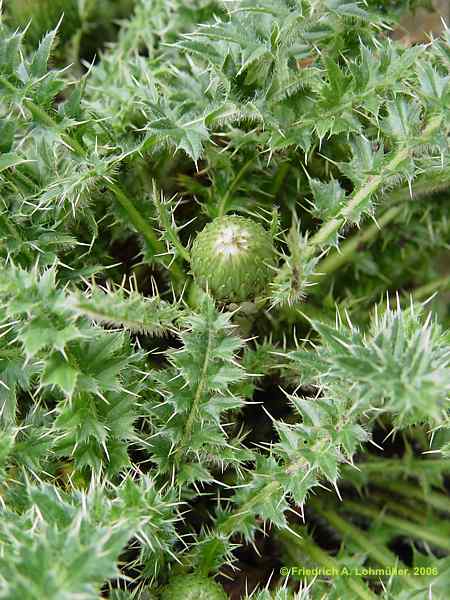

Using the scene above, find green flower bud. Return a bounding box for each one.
[190,215,276,303]
[160,574,227,600]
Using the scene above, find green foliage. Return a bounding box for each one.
[289,303,450,428]
[0,477,179,599]
[6,0,80,46]
[143,295,250,486]
[0,264,181,474]
[0,0,449,598]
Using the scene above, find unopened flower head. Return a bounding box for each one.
[190,215,276,302]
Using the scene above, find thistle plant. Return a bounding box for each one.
[0,0,450,598]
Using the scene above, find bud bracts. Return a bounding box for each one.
[190,215,276,302]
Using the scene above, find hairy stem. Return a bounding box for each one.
[304,116,443,259]
[172,326,213,473]
[312,175,450,283]
[313,204,404,280]
[218,480,282,536]
[0,213,33,261]
[153,186,191,263]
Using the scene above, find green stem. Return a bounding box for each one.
[312,175,450,283]
[278,529,378,600]
[173,326,214,471]
[23,99,86,156]
[218,454,449,542]
[14,92,186,283]
[218,480,282,536]
[368,493,437,523]
[107,182,162,256]
[13,168,39,192]
[368,479,450,515]
[411,275,450,301]
[105,182,185,285]
[342,458,450,476]
[309,503,420,589]
[152,186,191,263]
[217,157,254,217]
[304,116,443,260]
[313,204,404,280]
[271,163,290,197]
[0,213,34,262]
[343,500,450,552]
